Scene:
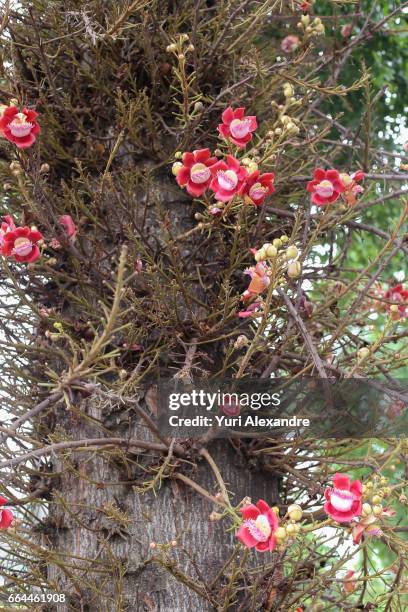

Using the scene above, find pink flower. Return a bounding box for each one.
[343,570,356,593]
[236,499,279,552]
[0,496,14,529]
[340,171,364,206]
[324,473,362,523]
[243,261,270,297]
[0,106,41,148]
[1,226,43,263]
[238,300,262,318]
[352,508,395,545]
[307,168,345,205]
[240,171,275,206]
[175,149,217,197]
[0,215,16,247]
[218,107,257,149]
[341,24,353,38]
[281,35,300,53]
[384,284,408,317]
[59,215,77,239]
[210,155,248,202]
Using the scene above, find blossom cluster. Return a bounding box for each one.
[235,472,396,554]
[172,107,275,209]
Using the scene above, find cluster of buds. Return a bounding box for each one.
[166,33,194,59]
[275,503,303,549]
[352,477,395,544]
[297,14,325,37]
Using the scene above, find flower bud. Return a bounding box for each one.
[9,98,19,106]
[40,163,50,173]
[246,161,258,174]
[119,369,127,380]
[3,183,13,191]
[287,504,303,521]
[286,245,298,260]
[286,523,297,535]
[361,503,372,517]
[301,15,310,26]
[187,44,195,52]
[193,101,203,112]
[181,34,189,42]
[175,151,182,159]
[166,43,177,52]
[287,261,301,279]
[275,527,287,540]
[272,238,282,249]
[9,161,22,174]
[372,494,382,505]
[283,83,294,98]
[357,347,370,361]
[280,235,289,243]
[178,53,185,61]
[255,248,266,262]
[172,162,183,176]
[234,335,249,350]
[266,245,278,258]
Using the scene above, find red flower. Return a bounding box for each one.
[218,107,257,149]
[0,496,14,529]
[384,284,408,317]
[340,171,365,206]
[240,170,275,206]
[0,215,16,247]
[243,262,270,298]
[175,149,217,197]
[59,215,77,239]
[236,499,279,552]
[1,226,43,263]
[210,155,248,202]
[0,106,41,149]
[324,473,362,523]
[307,168,345,205]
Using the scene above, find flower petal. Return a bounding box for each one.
[332,473,351,490]
[236,524,257,548]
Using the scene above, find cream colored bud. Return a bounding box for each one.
[9,161,22,174]
[275,527,287,540]
[301,15,310,26]
[172,162,183,176]
[315,23,325,34]
[372,504,383,516]
[234,335,249,350]
[361,503,372,516]
[283,83,294,98]
[3,183,13,191]
[193,101,203,112]
[286,245,298,260]
[287,261,301,279]
[357,347,370,361]
[40,163,50,173]
[119,369,127,380]
[187,44,195,52]
[313,17,322,26]
[266,245,278,258]
[166,43,177,52]
[372,494,382,505]
[287,504,303,521]
[255,248,266,262]
[286,523,297,535]
[246,161,258,174]
[390,304,399,313]
[175,151,182,159]
[280,235,289,243]
[181,34,189,42]
[273,238,282,249]
[178,53,185,61]
[275,128,282,135]
[280,115,291,125]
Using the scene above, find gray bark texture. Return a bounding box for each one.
[39,174,280,612]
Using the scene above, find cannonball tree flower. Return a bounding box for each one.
[0,106,41,149]
[306,168,345,206]
[59,215,77,240]
[352,508,395,545]
[281,35,300,53]
[0,496,14,529]
[340,170,364,206]
[324,473,362,523]
[218,107,257,149]
[384,284,408,317]
[174,149,217,197]
[240,170,275,207]
[210,155,248,202]
[236,499,279,552]
[0,215,16,247]
[1,226,43,263]
[243,261,270,298]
